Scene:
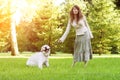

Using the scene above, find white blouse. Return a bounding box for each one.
[60,16,93,42]
[72,19,88,35]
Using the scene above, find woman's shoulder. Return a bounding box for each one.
[78,15,86,22]
[82,15,86,19]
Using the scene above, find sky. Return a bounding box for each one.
[54,0,65,6]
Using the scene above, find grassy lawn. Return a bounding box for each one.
[0,53,120,80]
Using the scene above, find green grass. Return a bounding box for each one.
[0,57,120,80]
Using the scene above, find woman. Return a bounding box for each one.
[58,5,93,67]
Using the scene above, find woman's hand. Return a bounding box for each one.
[57,39,63,43]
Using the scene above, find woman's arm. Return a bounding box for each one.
[59,19,71,42]
[83,16,93,39]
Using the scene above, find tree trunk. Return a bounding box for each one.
[10,21,19,56]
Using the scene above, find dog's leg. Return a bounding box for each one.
[38,63,43,69]
[45,61,49,67]
[26,60,35,66]
[38,60,43,69]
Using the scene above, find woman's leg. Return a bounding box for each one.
[84,61,88,67]
[72,60,76,67]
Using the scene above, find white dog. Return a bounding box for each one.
[26,45,50,69]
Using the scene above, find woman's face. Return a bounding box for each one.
[72,7,79,15]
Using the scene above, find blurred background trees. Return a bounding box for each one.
[0,0,120,55]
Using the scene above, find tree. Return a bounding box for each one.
[0,0,11,52]
[114,0,120,9]
[32,0,63,53]
[87,0,120,54]
[1,0,119,55]
[10,14,19,55]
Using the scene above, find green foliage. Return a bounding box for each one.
[0,0,120,54]
[31,0,63,53]
[0,0,11,52]
[17,22,38,51]
[87,0,120,54]
[114,0,120,9]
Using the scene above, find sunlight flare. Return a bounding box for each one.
[10,0,38,23]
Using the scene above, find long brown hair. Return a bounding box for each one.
[70,5,83,24]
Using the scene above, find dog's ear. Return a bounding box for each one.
[46,45,50,49]
[41,46,45,51]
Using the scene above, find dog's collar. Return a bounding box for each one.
[44,54,49,57]
[41,51,49,57]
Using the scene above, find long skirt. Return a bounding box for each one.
[73,31,92,62]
